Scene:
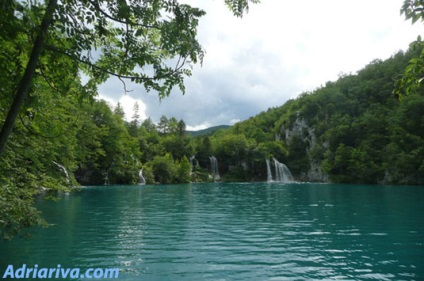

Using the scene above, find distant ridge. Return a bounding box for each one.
[187,125,230,137]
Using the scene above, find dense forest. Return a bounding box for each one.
[221,48,424,185]
[119,46,422,186]
[2,46,423,191]
[0,0,259,239]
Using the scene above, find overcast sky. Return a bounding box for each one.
[98,0,422,130]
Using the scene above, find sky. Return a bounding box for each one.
[98,0,422,130]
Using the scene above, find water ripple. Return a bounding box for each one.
[1,183,423,280]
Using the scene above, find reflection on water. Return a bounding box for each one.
[1,183,423,280]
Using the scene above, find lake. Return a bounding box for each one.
[1,183,423,280]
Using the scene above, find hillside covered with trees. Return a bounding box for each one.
[0,0,258,239]
[215,48,424,185]
[2,46,423,191]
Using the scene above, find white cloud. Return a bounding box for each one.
[119,95,147,122]
[186,122,211,131]
[96,0,423,129]
[97,93,147,122]
[230,119,241,125]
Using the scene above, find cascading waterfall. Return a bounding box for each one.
[209,156,220,181]
[102,168,112,185]
[266,159,273,182]
[190,155,198,175]
[138,169,146,185]
[103,171,110,186]
[266,158,294,183]
[273,158,294,183]
[53,161,70,184]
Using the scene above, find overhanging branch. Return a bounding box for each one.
[87,0,161,30]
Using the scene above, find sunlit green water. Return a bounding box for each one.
[1,183,423,280]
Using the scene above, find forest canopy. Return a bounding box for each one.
[0,0,258,239]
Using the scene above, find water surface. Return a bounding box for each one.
[1,183,423,280]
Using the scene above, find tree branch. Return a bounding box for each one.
[18,113,79,140]
[45,45,181,82]
[0,0,58,157]
[87,0,161,30]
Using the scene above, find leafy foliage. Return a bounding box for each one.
[0,0,259,239]
[224,0,261,17]
[221,48,424,185]
[394,0,424,98]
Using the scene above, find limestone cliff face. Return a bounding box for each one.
[284,117,315,146]
[282,115,329,182]
[306,160,329,182]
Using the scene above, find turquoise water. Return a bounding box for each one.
[1,183,423,280]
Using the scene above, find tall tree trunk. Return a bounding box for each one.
[0,0,58,157]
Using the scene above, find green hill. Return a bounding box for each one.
[187,125,230,137]
[211,48,424,184]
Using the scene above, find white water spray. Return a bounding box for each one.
[138,169,146,185]
[209,156,220,181]
[265,158,294,183]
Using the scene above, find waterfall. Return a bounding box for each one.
[138,169,146,185]
[209,156,220,181]
[53,161,70,184]
[190,155,198,175]
[266,159,273,182]
[103,171,110,186]
[273,158,294,183]
[102,168,111,185]
[265,158,294,183]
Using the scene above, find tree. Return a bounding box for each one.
[0,0,259,156]
[0,0,60,156]
[157,115,169,134]
[0,0,262,239]
[177,119,186,137]
[177,155,191,183]
[167,117,179,134]
[132,102,140,125]
[114,102,125,119]
[129,101,140,136]
[195,136,213,167]
[96,101,141,184]
[0,78,83,239]
[150,153,177,184]
[141,117,156,132]
[394,0,424,98]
